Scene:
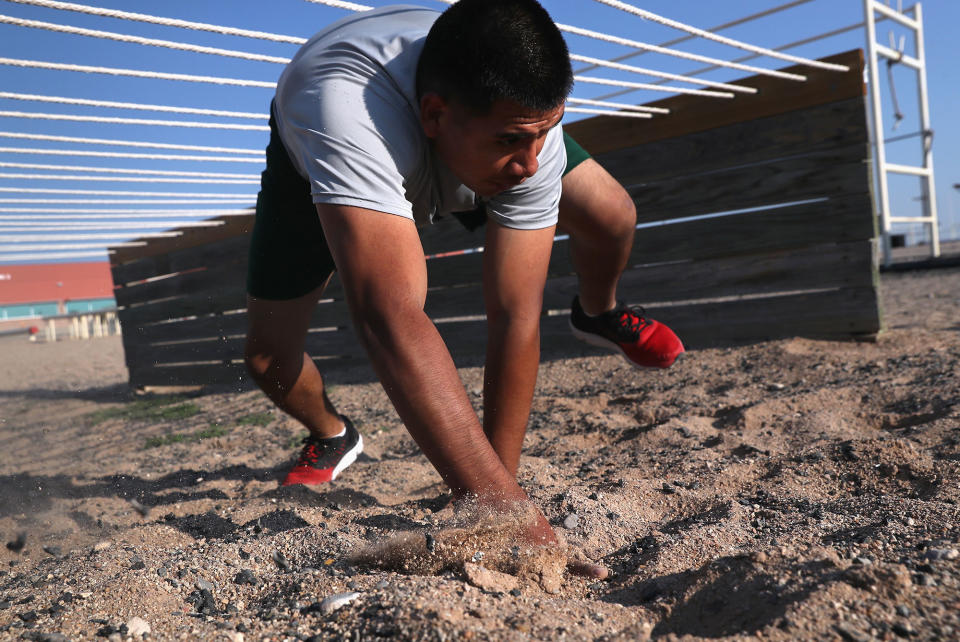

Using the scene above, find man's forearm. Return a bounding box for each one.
[483,314,541,476]
[354,304,525,504]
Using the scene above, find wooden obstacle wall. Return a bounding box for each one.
[110,49,879,389]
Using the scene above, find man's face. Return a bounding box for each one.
[420,95,565,199]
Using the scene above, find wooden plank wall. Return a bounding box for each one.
[110,49,879,389]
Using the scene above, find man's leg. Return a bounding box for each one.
[560,157,685,369]
[244,282,345,440]
[558,158,637,316]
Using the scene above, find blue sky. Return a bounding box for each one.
[0,0,957,264]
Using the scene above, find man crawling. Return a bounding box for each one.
[244,0,683,577]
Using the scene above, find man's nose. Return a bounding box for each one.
[508,141,539,178]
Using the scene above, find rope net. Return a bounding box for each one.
[6,0,308,44]
[0,132,262,155]
[0,110,270,131]
[0,147,263,163]
[0,162,260,179]
[0,92,267,120]
[0,211,253,220]
[0,0,855,253]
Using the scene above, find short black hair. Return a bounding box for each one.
[416,0,573,115]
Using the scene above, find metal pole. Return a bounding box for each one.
[911,3,940,257]
[863,0,894,266]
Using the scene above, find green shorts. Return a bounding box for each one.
[247,106,591,301]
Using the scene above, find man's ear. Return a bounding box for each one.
[419,92,447,138]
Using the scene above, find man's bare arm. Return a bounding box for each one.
[316,204,547,525]
[481,222,556,476]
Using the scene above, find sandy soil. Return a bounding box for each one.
[0,267,958,641]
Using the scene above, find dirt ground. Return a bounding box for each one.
[0,266,958,641]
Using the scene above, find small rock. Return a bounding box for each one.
[92,541,112,553]
[661,482,677,494]
[924,548,959,562]
[463,562,519,593]
[562,513,580,530]
[904,517,916,527]
[28,633,70,642]
[271,550,291,572]
[196,578,215,592]
[18,610,37,622]
[896,605,911,617]
[42,546,62,559]
[234,569,258,586]
[767,383,786,391]
[425,533,436,553]
[188,588,218,615]
[914,573,936,587]
[835,625,869,642]
[471,551,485,563]
[854,556,873,566]
[125,616,151,637]
[128,499,150,518]
[318,592,361,615]
[6,533,26,553]
[130,557,145,571]
[891,622,914,638]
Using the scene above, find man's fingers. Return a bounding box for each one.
[567,559,609,580]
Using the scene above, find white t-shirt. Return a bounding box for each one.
[273,4,564,230]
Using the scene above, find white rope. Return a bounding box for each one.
[0,172,259,184]
[569,54,756,94]
[0,162,260,179]
[588,0,849,72]
[0,208,253,218]
[566,97,668,114]
[574,76,734,98]
[0,92,267,120]
[0,199,253,205]
[0,57,276,88]
[564,107,651,119]
[0,242,146,251]
[303,0,374,11]
[557,24,806,82]
[0,250,109,260]
[427,0,807,81]
[0,147,263,163]
[0,110,270,131]
[0,14,293,64]
[6,0,308,45]
[0,221,224,230]
[0,131,262,155]
[0,187,257,197]
[0,232,181,241]
[573,0,819,74]
[593,22,869,103]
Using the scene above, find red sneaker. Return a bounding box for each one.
[569,296,684,369]
[281,417,363,486]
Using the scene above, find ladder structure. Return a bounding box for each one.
[863,0,940,265]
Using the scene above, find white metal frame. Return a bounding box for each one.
[863,0,939,265]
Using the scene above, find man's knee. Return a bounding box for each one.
[243,333,298,383]
[610,187,637,237]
